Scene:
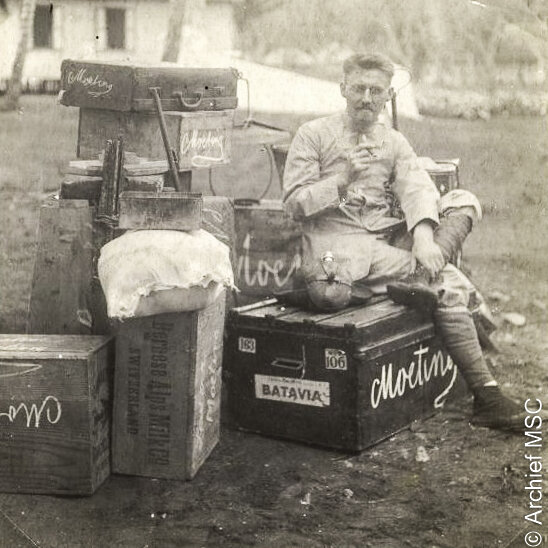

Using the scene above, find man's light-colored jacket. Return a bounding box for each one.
[282,112,441,280]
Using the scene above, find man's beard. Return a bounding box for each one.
[349,104,379,127]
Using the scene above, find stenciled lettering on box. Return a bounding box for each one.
[67,68,114,98]
[126,346,141,435]
[0,362,62,428]
[180,129,228,168]
[370,344,458,410]
[191,315,223,462]
[237,233,301,290]
[255,375,330,407]
[146,318,174,466]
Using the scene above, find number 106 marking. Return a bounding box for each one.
[325,349,347,370]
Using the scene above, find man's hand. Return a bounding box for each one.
[411,222,445,279]
[338,144,378,193]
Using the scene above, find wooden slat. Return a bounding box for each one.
[277,304,365,324]
[123,160,169,176]
[97,139,123,220]
[0,335,111,360]
[232,298,278,314]
[65,160,103,176]
[318,299,405,328]
[122,174,164,193]
[238,302,298,319]
[27,200,94,335]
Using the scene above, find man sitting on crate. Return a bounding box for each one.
[282,52,527,432]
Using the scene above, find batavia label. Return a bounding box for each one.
[255,375,330,407]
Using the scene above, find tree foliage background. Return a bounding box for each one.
[236,0,548,90]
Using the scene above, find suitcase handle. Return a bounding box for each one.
[271,357,304,372]
[174,91,203,109]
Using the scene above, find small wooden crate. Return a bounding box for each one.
[0,335,114,495]
[224,298,467,451]
[118,191,203,230]
[78,109,234,169]
[234,199,303,301]
[426,160,459,195]
[112,294,226,480]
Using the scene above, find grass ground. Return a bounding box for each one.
[0,96,547,547]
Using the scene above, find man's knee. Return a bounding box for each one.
[436,264,475,308]
[439,189,482,224]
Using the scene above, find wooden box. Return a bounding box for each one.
[60,60,238,112]
[224,298,467,451]
[234,199,302,302]
[0,335,114,495]
[77,108,234,168]
[112,295,226,480]
[27,199,94,335]
[426,160,459,195]
[202,195,234,251]
[118,191,203,230]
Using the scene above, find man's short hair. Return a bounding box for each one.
[342,53,394,81]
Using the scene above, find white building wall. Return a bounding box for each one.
[0,0,235,81]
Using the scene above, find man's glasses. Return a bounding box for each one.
[346,84,388,99]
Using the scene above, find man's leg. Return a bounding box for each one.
[433,265,531,431]
[387,190,481,310]
[365,241,529,431]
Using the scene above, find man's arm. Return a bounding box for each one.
[411,220,445,278]
[282,126,345,220]
[392,132,444,277]
[283,125,375,220]
[392,131,440,231]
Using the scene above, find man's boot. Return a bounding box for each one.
[387,214,472,312]
[471,386,526,431]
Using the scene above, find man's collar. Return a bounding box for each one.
[341,112,388,147]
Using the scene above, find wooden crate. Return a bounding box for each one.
[224,298,467,451]
[112,294,226,480]
[118,191,203,230]
[234,199,302,302]
[77,109,234,170]
[0,335,114,495]
[27,199,94,335]
[426,161,459,195]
